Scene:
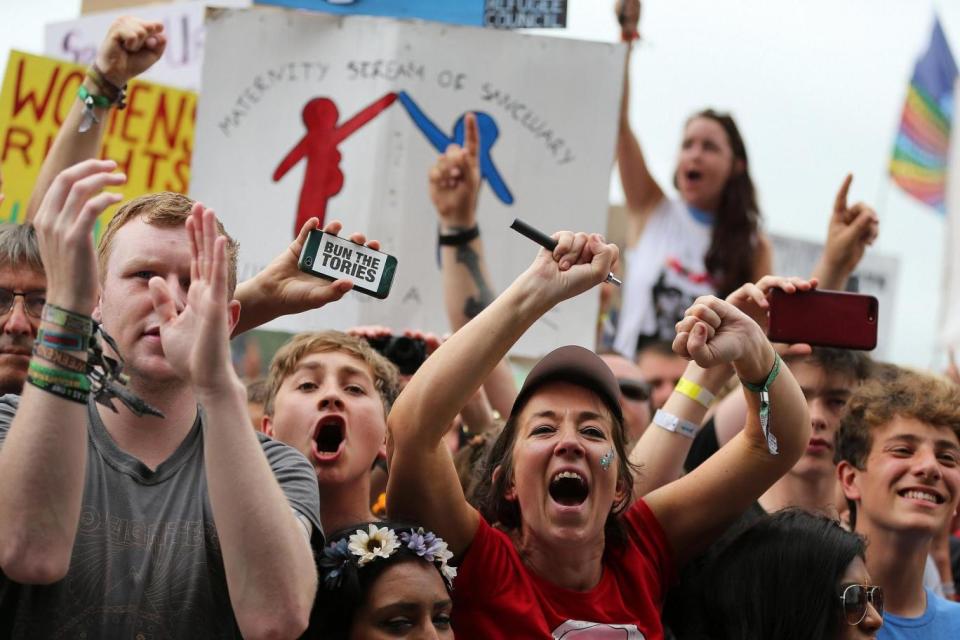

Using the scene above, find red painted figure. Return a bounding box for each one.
[273,92,397,235]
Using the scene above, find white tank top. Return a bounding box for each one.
[613,198,716,357]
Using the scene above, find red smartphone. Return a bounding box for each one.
[767,289,878,351]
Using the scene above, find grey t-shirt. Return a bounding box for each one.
[0,394,322,639]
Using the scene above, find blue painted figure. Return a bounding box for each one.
[397,91,514,205]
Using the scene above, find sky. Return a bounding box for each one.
[2,0,959,368]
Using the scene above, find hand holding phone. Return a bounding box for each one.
[298,230,398,299]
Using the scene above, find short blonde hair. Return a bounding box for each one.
[97,192,239,296]
[264,331,400,416]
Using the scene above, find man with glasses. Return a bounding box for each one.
[836,367,960,638]
[599,352,652,446]
[0,224,45,395]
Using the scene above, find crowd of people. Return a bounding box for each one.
[0,3,957,639]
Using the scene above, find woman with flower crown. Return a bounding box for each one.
[386,229,811,639]
[312,521,457,638]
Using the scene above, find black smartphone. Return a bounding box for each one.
[767,289,878,351]
[298,230,398,299]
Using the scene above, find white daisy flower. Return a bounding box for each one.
[348,524,401,566]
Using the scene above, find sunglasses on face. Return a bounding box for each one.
[618,378,652,402]
[840,584,883,625]
[0,289,45,319]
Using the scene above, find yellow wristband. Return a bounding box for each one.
[675,377,715,409]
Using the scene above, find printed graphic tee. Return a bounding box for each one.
[0,394,322,639]
[614,198,714,356]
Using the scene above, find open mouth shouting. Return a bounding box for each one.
[897,487,945,506]
[548,470,590,508]
[684,169,703,183]
[312,414,346,463]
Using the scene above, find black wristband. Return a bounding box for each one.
[438,225,479,246]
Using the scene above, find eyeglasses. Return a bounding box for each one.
[0,288,45,319]
[840,584,883,625]
[618,378,652,402]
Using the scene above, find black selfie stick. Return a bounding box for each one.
[510,218,622,287]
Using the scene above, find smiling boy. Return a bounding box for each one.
[263,331,399,533]
[837,368,960,638]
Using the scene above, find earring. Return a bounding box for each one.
[600,450,614,471]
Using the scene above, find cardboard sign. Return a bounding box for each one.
[484,0,566,29]
[46,0,252,91]
[191,8,624,357]
[254,0,566,28]
[0,51,196,230]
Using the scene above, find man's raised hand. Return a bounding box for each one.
[815,174,879,287]
[148,204,238,392]
[34,159,126,316]
[429,112,481,227]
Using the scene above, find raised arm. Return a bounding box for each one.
[25,18,165,221]
[645,295,810,567]
[0,159,125,582]
[430,112,516,416]
[148,206,315,637]
[811,174,879,290]
[628,358,732,498]
[614,0,664,245]
[387,231,618,554]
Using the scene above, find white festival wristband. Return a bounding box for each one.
[653,409,701,439]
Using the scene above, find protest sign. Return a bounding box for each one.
[47,0,252,91]
[254,0,566,29]
[0,51,196,231]
[191,8,624,357]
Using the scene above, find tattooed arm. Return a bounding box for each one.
[431,113,517,416]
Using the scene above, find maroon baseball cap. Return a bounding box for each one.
[511,345,624,422]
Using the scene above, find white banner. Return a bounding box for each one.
[44,0,251,91]
[191,8,625,357]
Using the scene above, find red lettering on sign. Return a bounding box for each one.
[53,71,84,127]
[120,84,149,144]
[12,58,59,120]
[147,93,190,149]
[2,126,33,164]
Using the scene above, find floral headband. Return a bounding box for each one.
[320,524,458,590]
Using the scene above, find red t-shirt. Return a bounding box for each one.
[451,499,674,639]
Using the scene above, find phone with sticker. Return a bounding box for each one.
[298,230,398,299]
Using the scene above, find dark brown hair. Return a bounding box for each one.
[685,109,762,297]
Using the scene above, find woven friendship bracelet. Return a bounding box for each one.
[33,343,88,373]
[27,376,89,405]
[88,63,126,106]
[37,328,90,352]
[28,361,91,391]
[740,354,782,455]
[42,304,94,336]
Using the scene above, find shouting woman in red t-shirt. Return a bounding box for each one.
[386,229,810,639]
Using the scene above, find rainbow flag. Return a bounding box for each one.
[890,17,958,213]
